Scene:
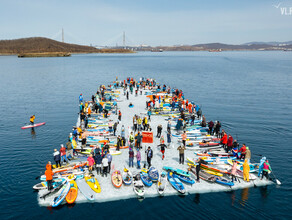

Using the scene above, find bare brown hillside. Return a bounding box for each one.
[0,37,132,54]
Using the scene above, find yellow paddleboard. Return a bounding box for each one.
[85,175,101,193]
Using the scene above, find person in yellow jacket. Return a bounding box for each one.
[243,159,250,182]
[30,115,35,125]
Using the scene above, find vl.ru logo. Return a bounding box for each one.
[273,2,292,15]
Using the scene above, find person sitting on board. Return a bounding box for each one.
[30,115,35,125]
[129,102,134,108]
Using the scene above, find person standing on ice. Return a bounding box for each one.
[136,132,142,149]
[157,124,162,138]
[230,161,238,182]
[146,146,153,169]
[45,162,54,190]
[118,110,122,121]
[113,121,118,136]
[126,90,129,100]
[129,148,134,167]
[177,144,186,164]
[121,126,126,145]
[181,131,187,147]
[129,132,134,148]
[53,149,61,168]
[94,152,102,175]
[167,130,171,147]
[194,158,208,182]
[147,108,151,121]
[136,148,141,169]
[243,159,250,182]
[102,156,109,177]
[258,157,266,177]
[107,152,112,173]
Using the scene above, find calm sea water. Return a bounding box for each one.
[0,52,291,219]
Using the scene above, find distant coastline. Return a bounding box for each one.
[0,37,134,57]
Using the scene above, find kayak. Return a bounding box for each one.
[112,170,123,188]
[21,122,46,129]
[85,175,101,193]
[133,173,145,197]
[51,181,71,207]
[122,168,133,185]
[173,173,195,185]
[76,179,95,201]
[157,171,167,195]
[167,172,186,194]
[148,167,159,182]
[140,172,153,187]
[163,166,191,177]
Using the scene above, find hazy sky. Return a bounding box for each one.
[1,0,292,46]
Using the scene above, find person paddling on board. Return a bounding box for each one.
[30,115,35,125]
[261,159,272,180]
[79,94,83,103]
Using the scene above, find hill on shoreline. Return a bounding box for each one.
[0,37,132,55]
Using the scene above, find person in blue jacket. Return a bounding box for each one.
[79,94,83,103]
[258,156,266,177]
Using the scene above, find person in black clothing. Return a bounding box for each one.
[214,121,221,137]
[103,109,108,118]
[145,146,153,169]
[195,158,208,182]
[136,132,142,149]
[157,125,162,138]
[126,91,129,100]
[197,108,202,119]
[94,103,98,113]
[116,136,122,151]
[85,116,88,129]
[208,120,214,135]
[91,95,95,103]
[158,143,166,160]
[113,122,118,136]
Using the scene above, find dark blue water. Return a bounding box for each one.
[0,52,291,219]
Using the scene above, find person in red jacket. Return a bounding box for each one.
[221,132,228,151]
[226,135,233,152]
[238,144,247,159]
[45,161,54,190]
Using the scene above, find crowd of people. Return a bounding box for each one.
[44,76,272,188]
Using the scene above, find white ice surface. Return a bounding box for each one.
[38,88,273,206]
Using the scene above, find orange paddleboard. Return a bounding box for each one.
[66,187,78,204]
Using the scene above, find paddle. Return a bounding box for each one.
[271,170,281,185]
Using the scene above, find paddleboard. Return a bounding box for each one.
[21,122,46,129]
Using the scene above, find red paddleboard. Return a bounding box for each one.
[21,122,46,129]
